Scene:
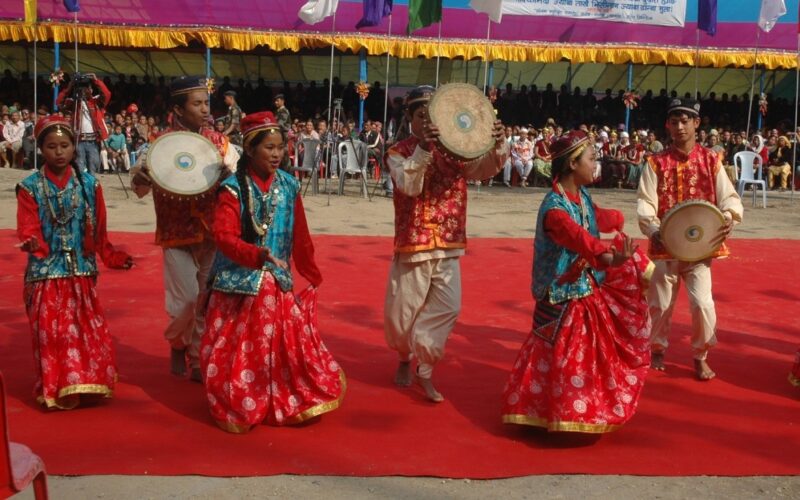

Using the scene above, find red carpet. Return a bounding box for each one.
[0,229,798,477]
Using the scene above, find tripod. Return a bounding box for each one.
[325,99,344,206]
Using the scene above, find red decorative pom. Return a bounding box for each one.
[127,104,139,114]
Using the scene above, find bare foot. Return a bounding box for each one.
[694,359,716,381]
[651,352,666,371]
[415,375,444,403]
[394,361,412,387]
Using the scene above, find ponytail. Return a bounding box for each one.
[236,154,258,244]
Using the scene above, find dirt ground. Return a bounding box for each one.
[3,168,799,499]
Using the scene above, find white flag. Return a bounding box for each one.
[470,0,504,23]
[758,0,786,33]
[298,0,339,26]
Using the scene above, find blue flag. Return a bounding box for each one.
[63,0,80,13]
[698,0,717,36]
[356,0,393,29]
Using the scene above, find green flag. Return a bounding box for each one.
[407,0,442,34]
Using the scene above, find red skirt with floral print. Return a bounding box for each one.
[502,248,652,433]
[24,277,117,410]
[790,348,800,387]
[201,277,345,433]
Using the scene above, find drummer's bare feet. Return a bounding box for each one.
[394,361,412,387]
[694,359,716,381]
[415,375,444,403]
[651,352,666,371]
[170,348,187,376]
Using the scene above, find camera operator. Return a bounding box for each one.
[57,73,111,174]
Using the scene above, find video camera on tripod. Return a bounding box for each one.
[70,72,97,99]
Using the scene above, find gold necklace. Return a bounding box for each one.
[556,182,589,230]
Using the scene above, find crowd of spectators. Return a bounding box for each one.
[0,68,797,191]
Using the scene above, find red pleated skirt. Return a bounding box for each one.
[502,247,653,433]
[201,275,345,433]
[24,277,117,410]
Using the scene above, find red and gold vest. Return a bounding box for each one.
[647,143,728,260]
[390,137,468,254]
[152,126,229,248]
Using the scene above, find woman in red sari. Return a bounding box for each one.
[502,130,652,433]
[201,112,345,433]
[16,116,132,410]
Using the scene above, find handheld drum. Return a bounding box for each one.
[427,83,496,161]
[146,131,223,197]
[660,200,726,262]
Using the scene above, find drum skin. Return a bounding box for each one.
[427,83,496,161]
[146,131,223,197]
[660,200,725,262]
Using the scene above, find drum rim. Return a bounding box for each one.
[428,83,496,160]
[660,199,725,262]
[146,131,222,196]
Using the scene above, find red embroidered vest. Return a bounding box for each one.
[648,144,728,260]
[391,137,468,253]
[152,126,229,248]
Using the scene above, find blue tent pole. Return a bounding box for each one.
[53,42,60,111]
[359,48,367,131]
[757,69,765,131]
[487,61,494,90]
[624,62,633,132]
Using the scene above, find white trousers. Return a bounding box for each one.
[504,159,533,183]
[384,256,461,378]
[648,259,717,360]
[162,240,216,368]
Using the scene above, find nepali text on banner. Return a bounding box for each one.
[502,0,687,28]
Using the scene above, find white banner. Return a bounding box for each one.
[502,0,687,27]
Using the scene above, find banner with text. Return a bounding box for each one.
[503,0,687,27]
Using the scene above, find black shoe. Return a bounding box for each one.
[170,348,187,376]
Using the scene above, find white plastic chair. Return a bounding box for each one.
[337,139,369,199]
[734,151,766,208]
[292,138,321,195]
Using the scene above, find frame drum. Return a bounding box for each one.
[660,200,725,262]
[427,83,496,161]
[146,131,222,197]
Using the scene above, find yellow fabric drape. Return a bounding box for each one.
[23,0,37,25]
[0,21,796,70]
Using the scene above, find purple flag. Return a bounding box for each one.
[63,0,81,13]
[356,0,393,29]
[698,0,717,36]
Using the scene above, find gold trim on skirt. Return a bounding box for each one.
[502,414,622,434]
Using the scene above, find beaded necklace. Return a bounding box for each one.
[39,169,80,226]
[247,175,279,236]
[556,182,589,230]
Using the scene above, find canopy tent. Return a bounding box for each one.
[0,1,799,69]
[0,42,788,100]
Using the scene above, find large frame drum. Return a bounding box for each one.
[660,200,726,262]
[146,131,222,197]
[427,83,496,161]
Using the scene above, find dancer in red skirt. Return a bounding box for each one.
[16,116,132,410]
[201,112,345,433]
[502,130,652,433]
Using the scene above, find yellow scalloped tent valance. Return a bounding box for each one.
[1,21,795,70]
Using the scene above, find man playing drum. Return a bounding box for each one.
[637,98,743,381]
[383,85,508,402]
[130,76,239,382]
